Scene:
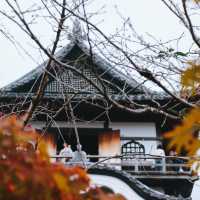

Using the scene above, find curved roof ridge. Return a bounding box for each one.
[1,40,76,92]
[76,40,149,94]
[88,166,191,200]
[2,36,151,96]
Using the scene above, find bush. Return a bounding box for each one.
[0,116,125,200]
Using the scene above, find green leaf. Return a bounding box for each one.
[174,51,188,57]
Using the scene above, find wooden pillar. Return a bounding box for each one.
[98,130,120,166]
[44,134,57,162]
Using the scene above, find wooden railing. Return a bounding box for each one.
[50,154,198,178]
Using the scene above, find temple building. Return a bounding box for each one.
[0,22,197,199]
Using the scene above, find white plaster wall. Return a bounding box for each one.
[31,121,158,154]
[110,122,157,154]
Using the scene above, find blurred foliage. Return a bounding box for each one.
[0,115,125,200]
[181,62,200,95]
[165,108,200,156]
[165,61,200,169]
[165,0,200,165]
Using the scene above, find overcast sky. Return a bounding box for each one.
[0,0,191,88]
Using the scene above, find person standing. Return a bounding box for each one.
[59,143,73,162]
[152,144,165,171]
[72,144,88,162]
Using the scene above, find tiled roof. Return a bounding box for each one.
[2,40,147,93]
[1,21,168,101]
[88,166,191,200]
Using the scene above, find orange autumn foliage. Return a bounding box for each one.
[166,59,200,160]
[0,116,125,200]
[181,62,200,95]
[165,108,200,156]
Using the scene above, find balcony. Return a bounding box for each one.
[50,154,198,180]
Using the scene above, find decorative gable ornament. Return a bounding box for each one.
[68,19,87,42]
